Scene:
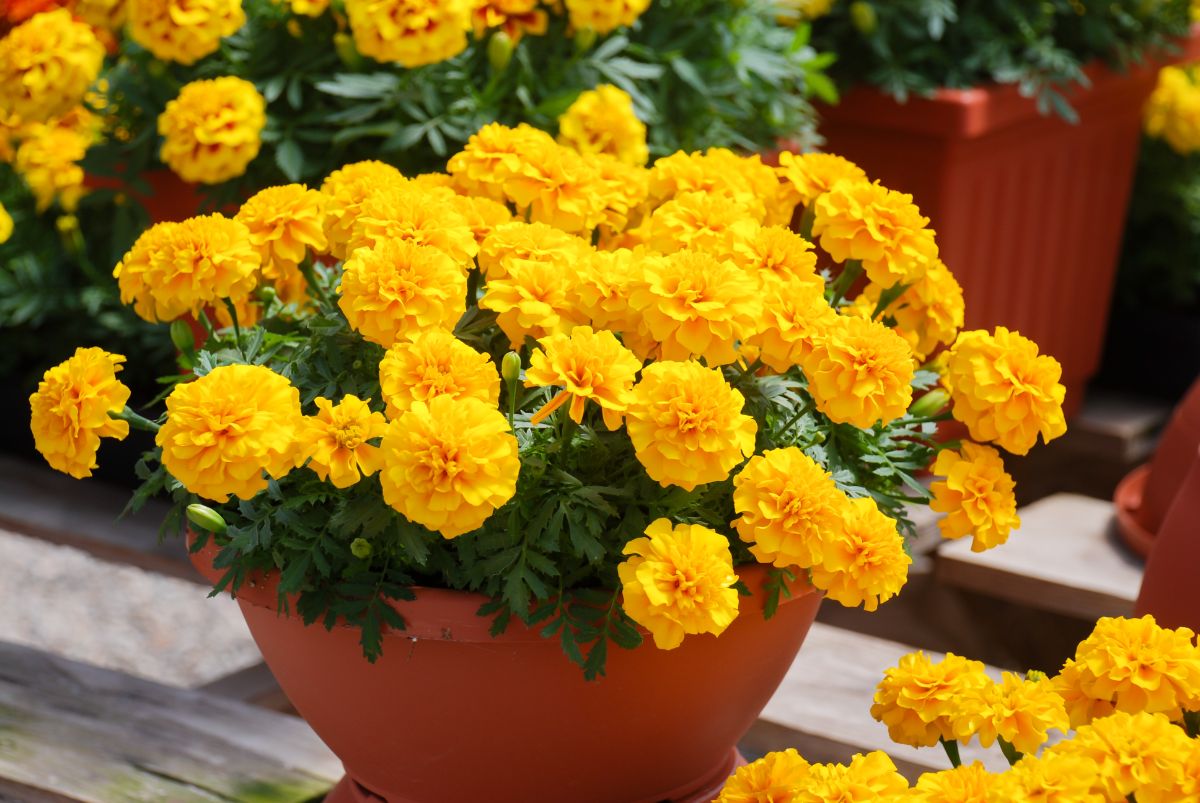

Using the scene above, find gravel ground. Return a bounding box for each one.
[0,527,262,687]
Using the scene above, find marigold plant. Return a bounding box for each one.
[30,128,1067,676]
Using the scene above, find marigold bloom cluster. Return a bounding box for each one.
[776,151,868,207]
[871,651,991,748]
[526,327,641,429]
[0,10,103,124]
[718,750,908,802]
[557,84,648,167]
[235,185,328,295]
[158,77,266,185]
[29,348,130,479]
[803,314,915,429]
[14,122,90,212]
[563,0,650,34]
[320,161,408,259]
[378,330,500,419]
[809,496,910,612]
[344,0,472,67]
[859,259,965,359]
[929,442,1020,553]
[1144,65,1200,155]
[128,0,245,64]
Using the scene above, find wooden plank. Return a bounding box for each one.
[935,494,1141,620]
[748,623,1010,780]
[0,456,197,583]
[0,640,341,803]
[1065,392,1168,464]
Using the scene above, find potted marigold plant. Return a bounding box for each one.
[806,0,1197,416]
[715,613,1200,800]
[28,127,1067,802]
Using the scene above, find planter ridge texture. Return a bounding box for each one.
[817,35,1200,418]
[188,536,822,803]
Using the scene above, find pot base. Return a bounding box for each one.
[324,749,746,803]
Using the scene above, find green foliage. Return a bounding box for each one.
[811,0,1191,120]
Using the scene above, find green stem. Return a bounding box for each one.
[299,258,332,309]
[113,406,161,432]
[998,737,1023,766]
[939,737,962,769]
[221,298,247,361]
[466,266,481,309]
[732,358,764,390]
[1184,710,1200,738]
[798,204,816,241]
[507,378,518,430]
[828,260,864,308]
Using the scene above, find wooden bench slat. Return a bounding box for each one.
[935,494,1141,620]
[0,640,340,803]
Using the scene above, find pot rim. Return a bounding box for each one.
[1113,463,1154,559]
[186,530,818,643]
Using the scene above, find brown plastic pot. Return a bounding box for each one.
[188,535,822,803]
[1113,377,1200,557]
[816,31,1200,419]
[83,169,203,223]
[1136,445,1200,630]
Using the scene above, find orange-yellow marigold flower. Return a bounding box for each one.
[573,247,652,334]
[732,225,821,290]
[128,0,244,64]
[157,365,301,503]
[319,161,408,259]
[471,0,547,41]
[810,495,910,612]
[563,0,650,34]
[1144,66,1200,156]
[776,151,868,207]
[29,347,130,479]
[345,0,472,67]
[378,329,500,419]
[863,258,965,359]
[790,751,910,801]
[803,314,915,429]
[646,190,760,258]
[479,255,587,347]
[625,360,757,491]
[990,752,1103,803]
[943,327,1067,456]
[871,651,992,748]
[929,442,1020,553]
[501,142,608,234]
[732,447,849,570]
[747,275,836,373]
[715,748,810,803]
[297,395,388,488]
[557,84,648,166]
[347,183,478,266]
[447,122,556,203]
[972,671,1069,755]
[526,326,642,430]
[13,123,88,212]
[1049,711,1194,801]
[0,10,104,124]
[377,395,519,538]
[338,240,467,347]
[455,194,513,246]
[908,763,997,803]
[159,77,265,185]
[618,518,740,650]
[236,184,327,272]
[477,221,591,281]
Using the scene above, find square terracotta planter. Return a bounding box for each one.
[817,33,1200,418]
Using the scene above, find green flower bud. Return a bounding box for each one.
[186,504,227,535]
[501,351,522,385]
[909,388,949,418]
[350,538,372,559]
[850,1,877,34]
[487,31,514,73]
[170,319,195,356]
[334,32,364,70]
[574,27,597,54]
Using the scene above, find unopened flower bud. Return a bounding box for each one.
[186,503,227,535]
[909,388,949,418]
[488,30,514,72]
[850,1,877,34]
[334,32,364,69]
[351,537,372,559]
[170,318,195,355]
[501,351,522,385]
[574,27,596,53]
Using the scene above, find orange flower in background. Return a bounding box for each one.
[471,0,546,41]
[563,0,650,34]
[810,495,910,612]
[128,0,244,64]
[803,313,915,429]
[158,77,266,185]
[732,225,821,290]
[930,442,1020,553]
[29,348,130,479]
[157,365,301,503]
[345,0,472,67]
[378,329,500,419]
[942,327,1067,456]
[297,395,388,488]
[625,360,757,491]
[871,651,991,748]
[617,518,740,650]
[13,122,90,212]
[378,395,519,538]
[319,161,408,259]
[526,326,642,429]
[557,84,648,167]
[0,199,11,243]
[592,152,650,234]
[776,151,867,206]
[0,10,103,124]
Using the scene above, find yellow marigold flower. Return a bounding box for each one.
[1144,66,1200,155]
[477,221,591,281]
[557,84,648,167]
[908,763,996,803]
[971,672,1069,756]
[617,518,740,650]
[732,226,820,290]
[593,152,651,235]
[943,327,1067,456]
[345,0,471,67]
[861,259,965,359]
[929,443,1020,553]
[455,194,513,246]
[1054,615,1200,726]
[0,200,11,243]
[629,250,762,366]
[573,247,651,333]
[747,275,836,373]
[338,240,467,347]
[236,184,327,271]
[563,0,649,34]
[810,496,910,612]
[0,110,22,163]
[1051,659,1116,728]
[319,161,408,259]
[871,651,991,748]
[128,0,245,64]
[347,184,478,266]
[526,326,641,430]
[471,0,547,42]
[777,151,868,207]
[1140,741,1200,803]
[776,0,833,24]
[29,348,130,479]
[990,752,1103,803]
[502,142,608,234]
[792,752,910,801]
[158,365,301,503]
[803,314,915,429]
[646,190,760,258]
[625,361,757,491]
[289,0,329,15]
[113,215,260,324]
[76,0,129,31]
[378,395,519,538]
[0,10,103,124]
[647,149,764,214]
[1050,711,1194,801]
[378,329,499,419]
[812,180,937,287]
[732,447,849,570]
[479,256,587,347]
[13,124,88,212]
[448,122,556,203]
[297,395,387,488]
[159,77,266,185]
[715,748,811,802]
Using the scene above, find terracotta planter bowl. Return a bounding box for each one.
[1137,445,1200,631]
[189,537,822,803]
